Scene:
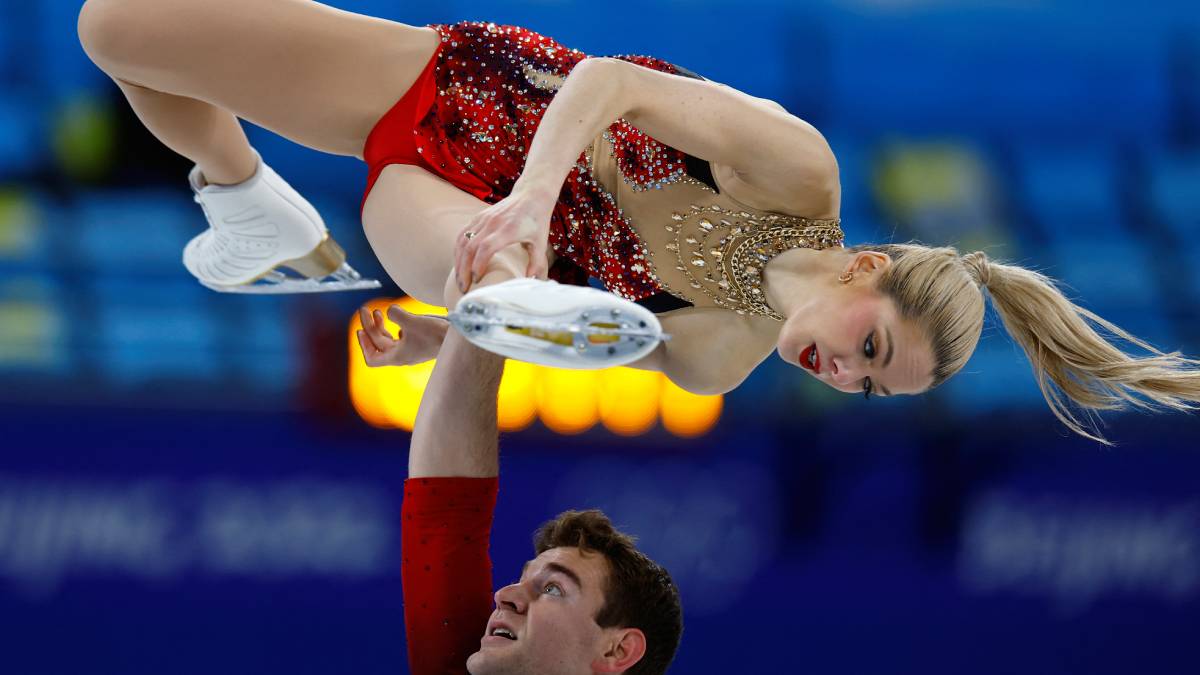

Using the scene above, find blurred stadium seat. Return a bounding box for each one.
[74,189,197,275]
[938,337,1045,412]
[1010,144,1128,241]
[1147,150,1200,230]
[824,135,889,246]
[90,277,222,386]
[1145,148,1200,297]
[825,8,1169,139]
[0,95,43,176]
[870,140,1011,255]
[32,2,109,98]
[1010,143,1173,344]
[0,188,50,270]
[219,295,302,393]
[0,274,71,375]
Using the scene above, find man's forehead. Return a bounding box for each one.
[522,547,606,582]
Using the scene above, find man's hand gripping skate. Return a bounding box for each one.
[356,305,449,368]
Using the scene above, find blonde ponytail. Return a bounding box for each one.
[968,251,1200,444]
[852,243,1200,444]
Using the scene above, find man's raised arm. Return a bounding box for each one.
[401,328,506,675]
[409,329,505,478]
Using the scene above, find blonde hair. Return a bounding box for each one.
[854,242,1200,444]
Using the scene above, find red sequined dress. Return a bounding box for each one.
[363,21,707,304]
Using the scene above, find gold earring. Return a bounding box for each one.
[838,272,853,284]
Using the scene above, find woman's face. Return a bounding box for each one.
[776,279,936,398]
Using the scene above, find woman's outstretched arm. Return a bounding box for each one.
[454,56,840,288]
[514,57,837,205]
[626,308,775,395]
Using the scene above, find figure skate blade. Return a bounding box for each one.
[448,278,666,369]
[201,262,382,295]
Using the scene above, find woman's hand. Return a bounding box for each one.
[356,305,449,368]
[453,185,558,292]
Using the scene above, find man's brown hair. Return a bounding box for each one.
[533,510,683,675]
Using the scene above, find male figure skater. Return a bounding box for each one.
[364,306,682,674]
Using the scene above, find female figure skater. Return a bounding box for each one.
[77,0,1200,443]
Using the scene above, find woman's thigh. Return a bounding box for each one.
[77,0,439,157]
[362,165,488,306]
[363,165,559,307]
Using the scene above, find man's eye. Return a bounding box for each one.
[864,332,876,359]
[543,583,563,596]
[862,377,873,401]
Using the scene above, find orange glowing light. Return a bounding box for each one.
[660,379,723,438]
[537,367,600,435]
[497,358,538,432]
[598,367,662,436]
[348,297,722,437]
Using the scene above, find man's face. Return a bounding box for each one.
[466,547,612,674]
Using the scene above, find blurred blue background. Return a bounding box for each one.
[2,0,1199,673]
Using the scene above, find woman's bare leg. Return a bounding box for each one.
[109,81,258,185]
[364,166,500,306]
[363,166,551,307]
[78,0,539,299]
[77,0,439,182]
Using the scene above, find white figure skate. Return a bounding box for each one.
[184,152,380,294]
[448,278,667,369]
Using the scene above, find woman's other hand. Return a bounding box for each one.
[356,305,449,368]
[453,185,557,292]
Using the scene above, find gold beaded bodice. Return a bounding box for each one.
[585,132,844,321]
[660,204,844,320]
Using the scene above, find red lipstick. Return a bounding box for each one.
[799,343,820,373]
